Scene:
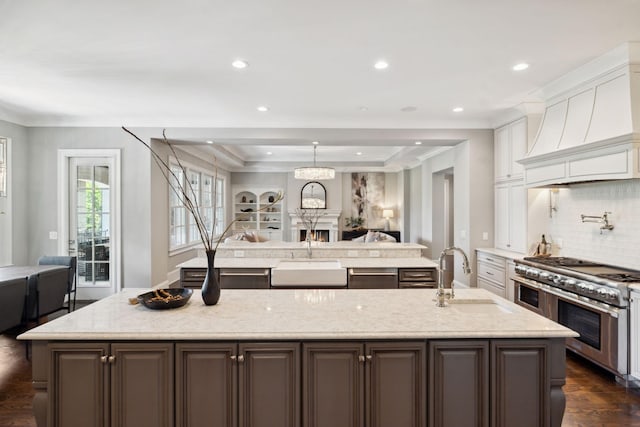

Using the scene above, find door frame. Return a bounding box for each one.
[57,149,122,296]
[0,137,11,266]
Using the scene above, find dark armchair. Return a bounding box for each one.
[0,277,28,332]
[37,256,78,312]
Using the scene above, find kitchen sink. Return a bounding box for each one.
[271,260,347,287]
[446,298,513,314]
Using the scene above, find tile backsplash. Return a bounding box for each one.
[548,179,640,269]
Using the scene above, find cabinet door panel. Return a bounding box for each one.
[495,185,510,250]
[495,125,511,180]
[509,182,526,253]
[176,343,237,427]
[49,343,109,427]
[110,343,174,427]
[303,342,364,427]
[239,342,300,427]
[366,342,426,427]
[491,340,549,427]
[429,341,489,427]
[510,118,528,177]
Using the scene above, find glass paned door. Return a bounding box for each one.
[70,159,112,290]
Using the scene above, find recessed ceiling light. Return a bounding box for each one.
[257,106,269,112]
[374,60,389,70]
[266,151,272,155]
[356,152,362,156]
[206,140,214,144]
[358,106,369,112]
[401,106,417,112]
[312,141,319,145]
[513,63,529,71]
[452,107,464,113]
[415,141,422,145]
[232,59,248,69]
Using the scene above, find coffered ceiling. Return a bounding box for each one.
[2,0,640,171]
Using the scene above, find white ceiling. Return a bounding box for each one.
[2,0,640,171]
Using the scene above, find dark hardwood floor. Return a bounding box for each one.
[563,352,640,426]
[1,331,639,426]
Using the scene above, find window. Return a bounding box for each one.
[169,160,225,251]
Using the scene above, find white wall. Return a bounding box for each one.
[546,179,640,269]
[0,119,28,265]
[26,126,154,287]
[416,130,494,287]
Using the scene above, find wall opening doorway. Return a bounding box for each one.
[58,150,121,300]
[0,137,11,266]
[432,169,454,287]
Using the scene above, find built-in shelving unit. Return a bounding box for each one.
[232,187,283,241]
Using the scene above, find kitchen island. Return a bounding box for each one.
[19,288,576,427]
[180,241,438,289]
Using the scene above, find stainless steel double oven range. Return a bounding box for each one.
[514,256,636,384]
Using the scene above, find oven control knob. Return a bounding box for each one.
[552,274,563,284]
[539,272,550,280]
[607,290,619,300]
[577,282,594,293]
[564,279,577,290]
[596,288,609,298]
[526,269,539,278]
[515,265,526,274]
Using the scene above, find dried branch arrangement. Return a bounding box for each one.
[122,127,283,252]
[295,208,327,238]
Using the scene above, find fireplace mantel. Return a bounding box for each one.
[288,209,342,242]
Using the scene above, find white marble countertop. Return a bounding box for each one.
[180,257,438,269]
[629,284,640,292]
[19,288,576,341]
[475,247,526,260]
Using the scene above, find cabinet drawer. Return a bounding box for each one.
[477,277,505,298]
[476,252,506,269]
[348,268,398,289]
[220,268,270,289]
[399,281,436,289]
[181,268,207,281]
[476,261,505,284]
[399,268,436,282]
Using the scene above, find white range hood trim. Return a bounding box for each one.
[519,133,640,187]
[520,45,640,187]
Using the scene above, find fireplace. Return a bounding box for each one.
[288,209,342,242]
[299,229,330,242]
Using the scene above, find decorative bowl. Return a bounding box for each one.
[137,288,193,310]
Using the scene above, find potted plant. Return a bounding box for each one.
[345,216,364,230]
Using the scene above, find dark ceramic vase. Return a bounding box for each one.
[201,249,221,305]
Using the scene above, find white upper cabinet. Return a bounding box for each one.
[494,117,528,182]
[494,181,526,253]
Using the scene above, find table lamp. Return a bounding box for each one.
[382,209,394,231]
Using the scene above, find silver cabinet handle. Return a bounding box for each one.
[358,355,365,363]
[230,355,237,361]
[108,355,115,364]
[366,355,372,361]
[237,354,245,363]
[100,355,108,363]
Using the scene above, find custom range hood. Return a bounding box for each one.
[519,43,640,187]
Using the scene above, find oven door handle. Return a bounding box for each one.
[543,286,620,318]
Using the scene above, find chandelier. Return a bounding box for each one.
[294,144,335,180]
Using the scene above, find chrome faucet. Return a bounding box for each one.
[436,246,472,307]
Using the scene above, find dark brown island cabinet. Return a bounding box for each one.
[31,337,566,427]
